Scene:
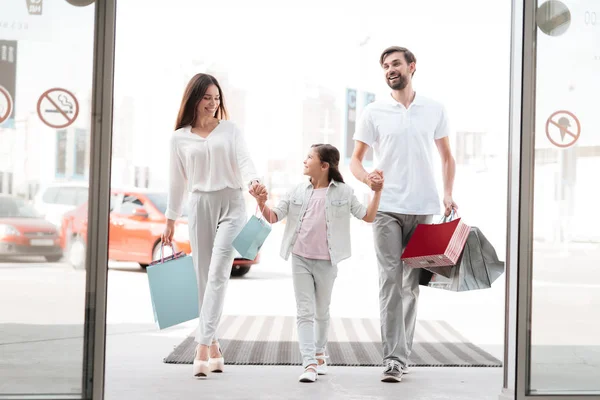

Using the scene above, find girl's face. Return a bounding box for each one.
[303,149,327,178]
[196,84,220,118]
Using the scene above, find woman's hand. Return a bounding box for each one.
[249,183,268,204]
[161,220,175,245]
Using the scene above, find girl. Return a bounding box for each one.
[162,73,265,378]
[250,144,383,382]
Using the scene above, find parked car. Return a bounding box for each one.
[33,181,89,230]
[0,195,63,262]
[60,189,259,276]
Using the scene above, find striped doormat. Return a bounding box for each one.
[164,315,501,367]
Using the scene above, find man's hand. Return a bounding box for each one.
[365,169,384,191]
[443,195,458,217]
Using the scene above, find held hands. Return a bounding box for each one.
[249,183,268,205]
[365,169,384,192]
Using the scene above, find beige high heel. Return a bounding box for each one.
[193,346,210,377]
[208,342,224,373]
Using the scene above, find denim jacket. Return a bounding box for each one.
[271,180,367,266]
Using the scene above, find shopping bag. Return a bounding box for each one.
[402,212,470,269]
[419,226,505,292]
[232,206,271,260]
[146,244,199,329]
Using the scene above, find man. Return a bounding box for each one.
[350,46,457,383]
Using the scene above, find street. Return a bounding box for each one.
[1,222,599,395]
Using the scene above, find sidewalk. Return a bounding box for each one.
[105,330,503,400]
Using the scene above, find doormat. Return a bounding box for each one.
[164,315,501,367]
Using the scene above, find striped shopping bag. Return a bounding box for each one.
[401,214,470,270]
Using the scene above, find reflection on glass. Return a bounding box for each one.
[56,130,68,177]
[75,128,87,177]
[530,0,600,394]
[0,0,95,396]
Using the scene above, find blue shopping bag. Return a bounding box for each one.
[146,244,199,329]
[232,209,272,260]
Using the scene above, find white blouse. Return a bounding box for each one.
[165,120,259,220]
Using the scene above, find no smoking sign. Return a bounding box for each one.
[0,85,13,125]
[37,88,79,129]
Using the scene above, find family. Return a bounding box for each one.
[161,46,457,383]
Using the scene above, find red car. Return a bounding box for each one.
[0,195,63,262]
[60,189,259,276]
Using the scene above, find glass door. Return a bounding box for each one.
[0,0,115,399]
[529,0,600,395]
[509,0,600,398]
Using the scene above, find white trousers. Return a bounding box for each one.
[291,254,338,368]
[188,188,246,345]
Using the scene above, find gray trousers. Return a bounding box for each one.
[188,188,246,346]
[373,212,432,367]
[291,254,338,368]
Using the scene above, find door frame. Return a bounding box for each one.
[82,0,117,399]
[503,0,600,398]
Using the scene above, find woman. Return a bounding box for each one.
[162,73,263,378]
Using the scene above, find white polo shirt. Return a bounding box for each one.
[353,93,450,215]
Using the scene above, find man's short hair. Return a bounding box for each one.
[379,46,417,66]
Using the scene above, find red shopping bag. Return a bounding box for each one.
[401,216,470,269]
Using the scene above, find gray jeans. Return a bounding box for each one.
[291,254,338,368]
[373,212,432,367]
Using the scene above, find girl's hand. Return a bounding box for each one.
[249,183,268,201]
[365,169,384,191]
[373,171,384,192]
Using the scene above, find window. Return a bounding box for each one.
[74,129,88,178]
[55,187,78,206]
[456,131,485,165]
[42,187,60,203]
[6,172,12,195]
[118,195,144,215]
[134,166,149,188]
[56,130,68,177]
[144,193,167,214]
[0,196,39,218]
[145,192,187,217]
[109,194,121,211]
[75,187,88,206]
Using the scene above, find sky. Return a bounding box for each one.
[1,0,598,187]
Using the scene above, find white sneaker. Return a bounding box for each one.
[381,360,403,383]
[402,366,410,374]
[316,354,329,375]
[298,366,318,383]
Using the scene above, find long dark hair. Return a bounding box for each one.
[311,144,344,183]
[174,73,228,130]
